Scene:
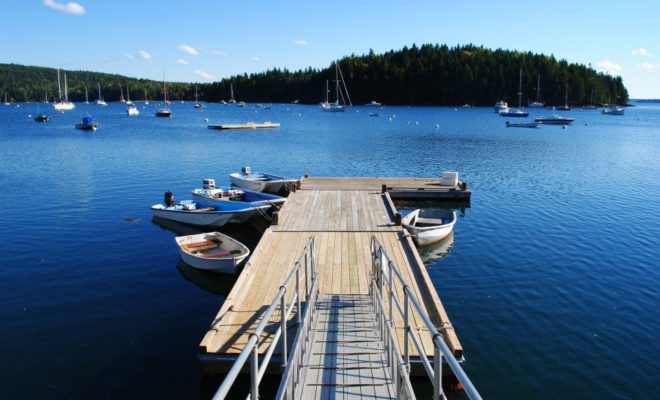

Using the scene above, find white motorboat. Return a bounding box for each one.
[192,179,286,206]
[151,196,269,227]
[602,105,625,115]
[402,209,457,246]
[175,231,250,274]
[229,166,297,193]
[364,100,382,107]
[127,103,139,116]
[494,100,509,113]
[52,69,75,111]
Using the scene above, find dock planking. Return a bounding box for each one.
[199,178,463,375]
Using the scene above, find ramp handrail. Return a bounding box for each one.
[212,236,317,400]
[370,236,482,400]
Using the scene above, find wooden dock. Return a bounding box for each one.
[199,177,464,378]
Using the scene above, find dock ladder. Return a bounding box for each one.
[211,236,482,400]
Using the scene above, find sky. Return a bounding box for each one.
[1,0,659,98]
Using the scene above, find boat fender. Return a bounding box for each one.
[164,190,175,207]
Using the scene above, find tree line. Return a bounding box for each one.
[1,44,628,106]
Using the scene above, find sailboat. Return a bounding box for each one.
[155,74,172,117]
[499,69,529,117]
[528,73,544,108]
[144,88,149,105]
[52,69,75,111]
[43,91,49,104]
[3,92,10,106]
[556,85,571,111]
[228,83,236,104]
[320,80,330,109]
[583,87,597,109]
[95,83,107,106]
[84,86,90,104]
[126,87,133,105]
[322,60,352,112]
[194,85,204,108]
[119,88,126,103]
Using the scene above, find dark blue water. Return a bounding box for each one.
[0,102,658,399]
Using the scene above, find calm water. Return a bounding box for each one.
[0,102,658,399]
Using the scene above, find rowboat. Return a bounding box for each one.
[151,192,270,227]
[506,121,540,128]
[229,167,297,193]
[402,209,457,246]
[175,231,250,273]
[191,179,286,206]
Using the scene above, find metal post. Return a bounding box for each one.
[404,288,410,373]
[251,341,259,400]
[304,252,309,297]
[280,289,288,370]
[388,261,394,326]
[296,268,302,324]
[434,341,443,400]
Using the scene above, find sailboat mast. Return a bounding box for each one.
[195,85,198,102]
[64,72,69,102]
[335,61,340,103]
[85,86,89,103]
[57,69,62,101]
[517,69,522,109]
[537,73,541,102]
[98,83,102,100]
[127,87,130,102]
[230,83,234,102]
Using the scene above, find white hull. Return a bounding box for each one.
[53,101,75,111]
[403,210,457,246]
[152,207,237,227]
[230,173,294,193]
[127,107,140,116]
[176,232,250,273]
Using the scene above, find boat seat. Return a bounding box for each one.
[199,249,232,258]
[184,240,216,249]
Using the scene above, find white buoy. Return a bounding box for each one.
[435,124,440,129]
[204,118,209,122]
[415,121,419,125]
[389,117,392,122]
[562,125,567,129]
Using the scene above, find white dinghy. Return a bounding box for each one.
[175,232,250,273]
[192,179,286,206]
[229,166,297,193]
[402,209,457,246]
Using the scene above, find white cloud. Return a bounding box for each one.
[178,44,199,56]
[124,54,135,60]
[138,50,153,60]
[211,49,228,56]
[640,62,655,70]
[251,56,260,62]
[177,58,189,65]
[595,60,623,75]
[293,39,308,46]
[194,70,215,81]
[43,0,85,15]
[631,48,654,57]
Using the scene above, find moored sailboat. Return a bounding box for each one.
[499,69,529,117]
[322,61,352,112]
[95,83,107,106]
[155,74,172,117]
[528,73,545,108]
[52,69,75,111]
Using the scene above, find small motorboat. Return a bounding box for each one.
[506,121,540,128]
[494,100,509,113]
[237,101,246,107]
[602,105,625,115]
[229,166,297,193]
[368,112,379,117]
[127,104,140,116]
[534,115,574,125]
[155,107,171,117]
[34,114,50,123]
[191,179,286,206]
[75,116,98,131]
[499,108,529,118]
[151,191,270,227]
[402,209,457,246]
[175,231,250,274]
[365,100,382,107]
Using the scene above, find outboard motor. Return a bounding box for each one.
[164,190,175,207]
[241,166,252,176]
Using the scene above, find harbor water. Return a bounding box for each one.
[0,102,658,399]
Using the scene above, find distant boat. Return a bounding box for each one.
[127,103,139,116]
[322,61,352,112]
[194,85,204,109]
[52,69,75,111]
[220,100,227,105]
[3,92,9,106]
[602,105,625,115]
[237,101,246,107]
[494,100,509,113]
[365,100,382,107]
[556,85,571,111]
[229,166,297,193]
[143,88,149,105]
[191,179,286,206]
[155,74,172,117]
[368,112,379,117]
[34,114,50,123]
[583,87,597,109]
[534,109,574,125]
[228,83,236,104]
[528,73,545,108]
[499,69,529,117]
[402,209,457,246]
[75,116,98,131]
[175,231,250,274]
[84,86,90,104]
[506,121,540,128]
[119,87,126,103]
[125,87,133,105]
[95,83,107,106]
[292,99,299,104]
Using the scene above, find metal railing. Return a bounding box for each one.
[370,236,482,400]
[212,236,317,400]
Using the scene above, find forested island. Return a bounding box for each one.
[0,44,628,106]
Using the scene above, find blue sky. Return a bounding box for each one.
[1,0,659,97]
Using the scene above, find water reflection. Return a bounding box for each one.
[176,260,235,296]
[417,231,455,264]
